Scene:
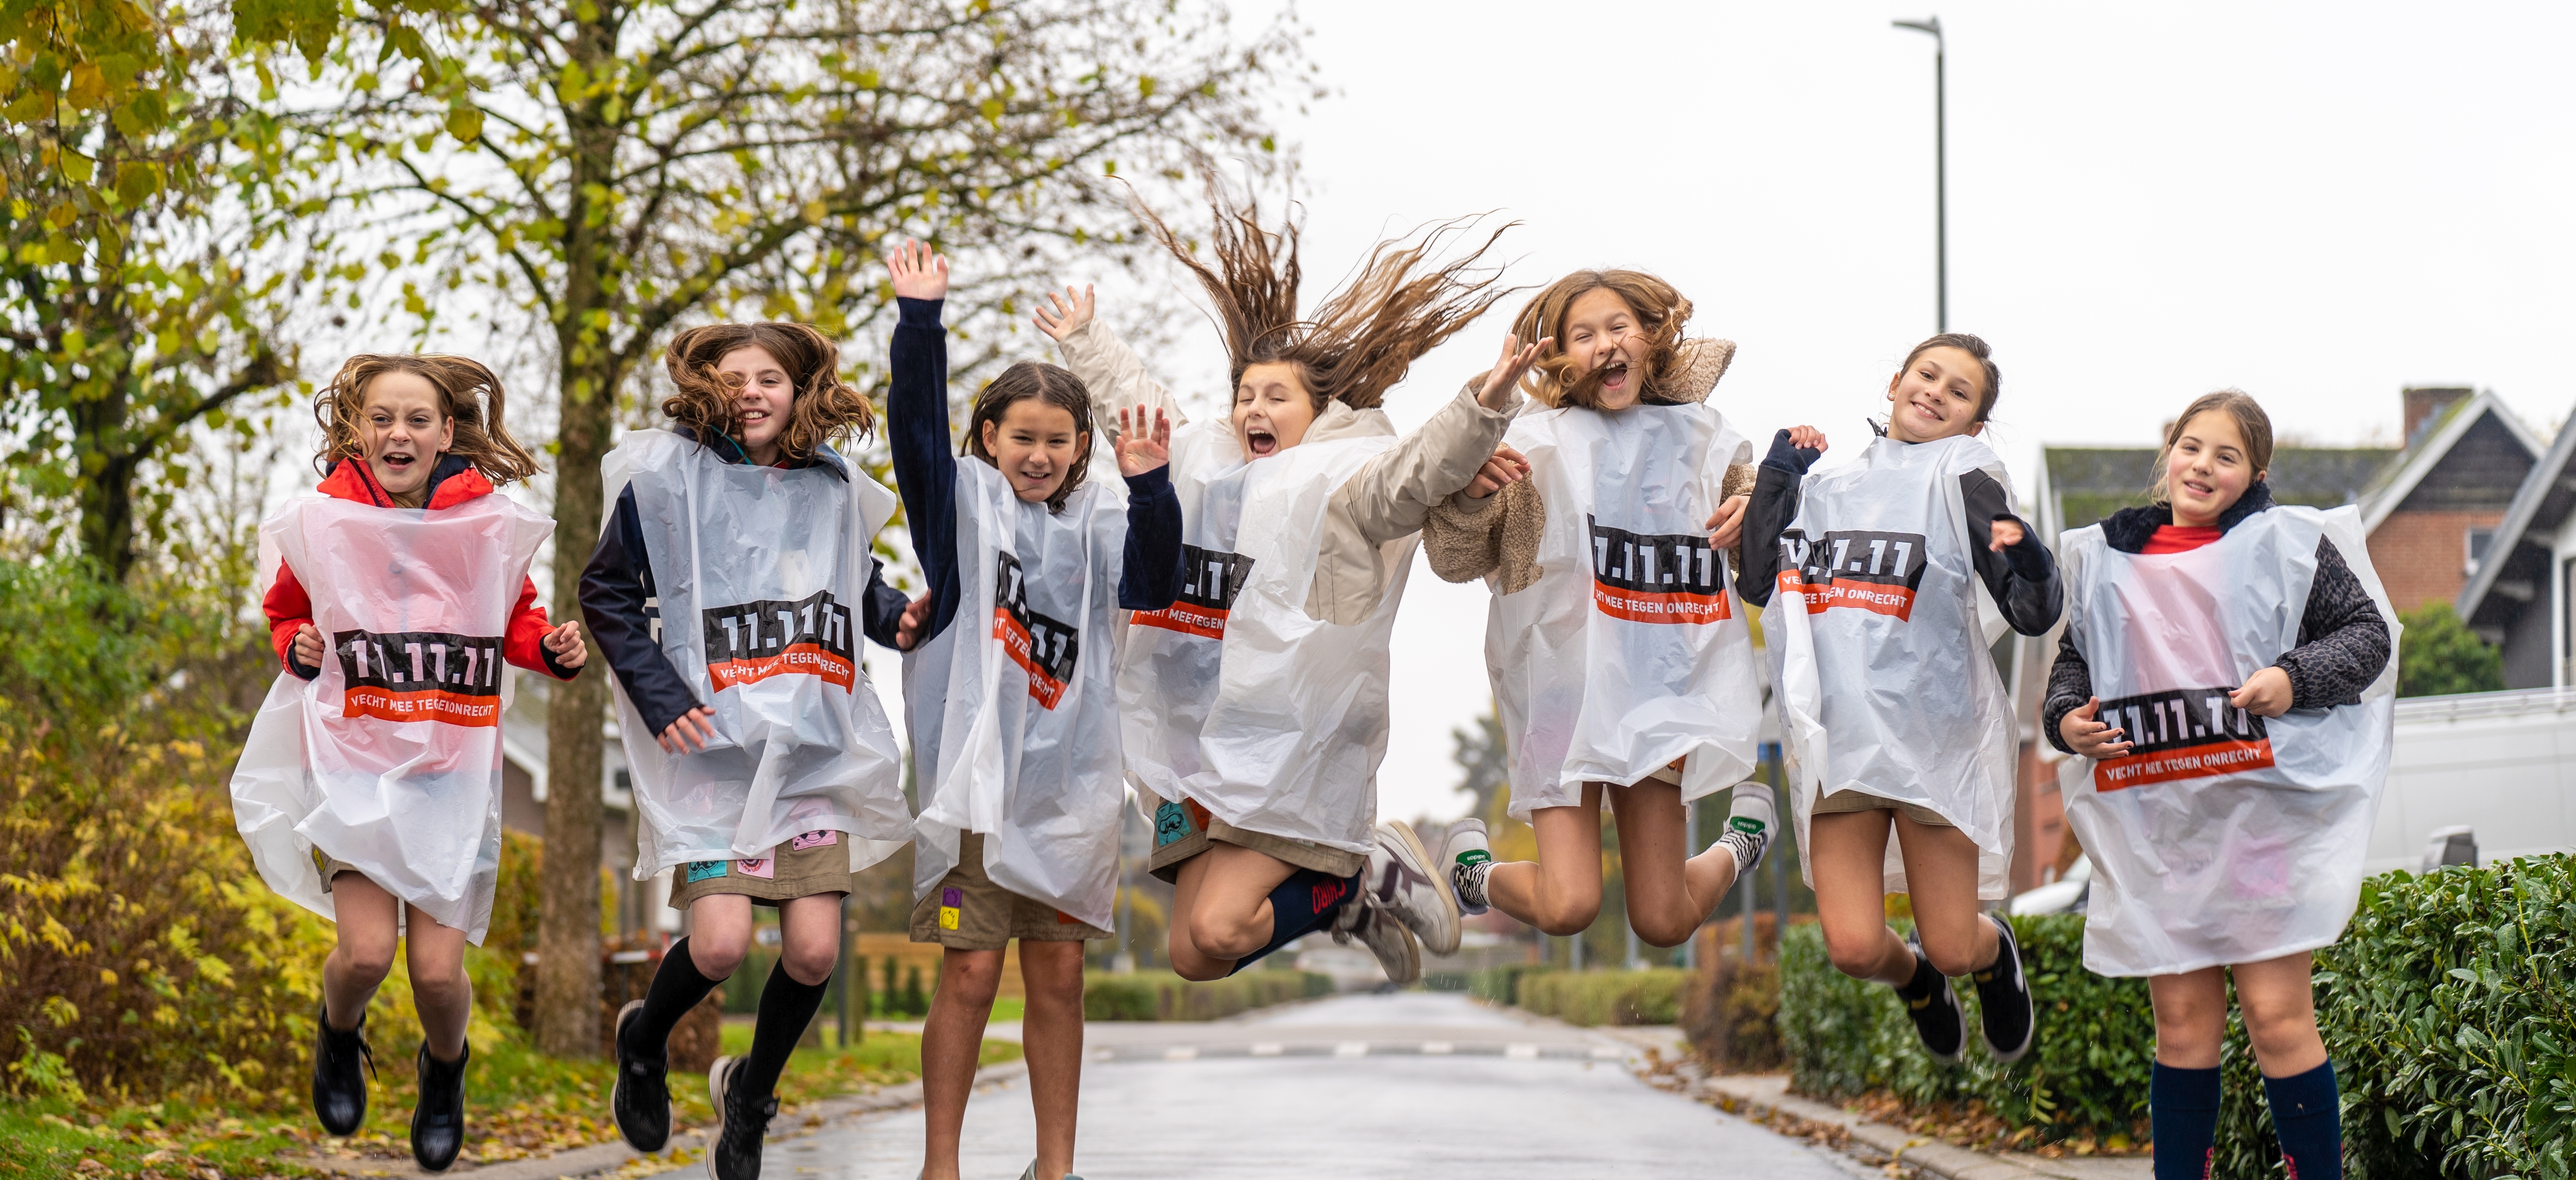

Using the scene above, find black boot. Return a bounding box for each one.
[310,1002,374,1137]
[706,1055,778,1180]
[410,1041,471,1172]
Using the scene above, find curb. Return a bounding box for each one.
[1695,1075,2148,1180]
[298,1060,1031,1180]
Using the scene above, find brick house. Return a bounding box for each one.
[2002,387,2538,893]
[2456,396,2576,687]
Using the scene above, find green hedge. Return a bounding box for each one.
[1780,855,2576,1175]
[1468,964,1537,1006]
[1512,968,1689,1027]
[1081,970,1334,1021]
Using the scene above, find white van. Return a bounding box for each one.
[2376,686,2576,872]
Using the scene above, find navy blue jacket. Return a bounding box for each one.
[887,296,1184,644]
[580,427,909,739]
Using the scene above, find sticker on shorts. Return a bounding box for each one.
[1154,800,1192,847]
[686,861,728,882]
[736,857,775,879]
[790,830,839,851]
[938,907,960,930]
[1056,909,1079,925]
[938,886,962,931]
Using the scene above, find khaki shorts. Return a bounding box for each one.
[316,851,362,892]
[1146,797,1366,884]
[1811,790,1955,828]
[907,832,1110,950]
[666,829,856,909]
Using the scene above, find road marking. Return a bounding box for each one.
[1505,1043,1540,1060]
[1249,1043,1284,1056]
[1420,1041,1453,1055]
[1592,1046,1625,1059]
[1091,1049,1114,1061]
[1334,1041,1369,1058]
[1163,1046,1198,1061]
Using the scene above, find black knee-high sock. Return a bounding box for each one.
[737,959,830,1100]
[623,936,723,1060]
[1226,870,1358,977]
[2263,1061,2341,1180]
[2151,1062,2221,1180]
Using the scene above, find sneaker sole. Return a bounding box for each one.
[1380,820,1462,955]
[705,1056,733,1180]
[1979,916,2036,1064]
[611,1000,669,1153]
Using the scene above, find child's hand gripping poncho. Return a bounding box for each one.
[2055,503,2398,976]
[230,475,555,943]
[599,431,914,883]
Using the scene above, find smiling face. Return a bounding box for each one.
[1883,345,1990,443]
[979,399,1087,502]
[2164,409,2262,527]
[716,345,796,464]
[357,371,456,507]
[1561,288,1652,411]
[1232,361,1319,458]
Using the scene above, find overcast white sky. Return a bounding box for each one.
[1061,0,2576,823]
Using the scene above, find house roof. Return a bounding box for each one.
[2357,390,2544,532]
[2038,444,2400,536]
[2460,402,2576,626]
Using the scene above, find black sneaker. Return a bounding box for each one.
[1971,913,2035,1063]
[410,1040,470,1172]
[706,1055,778,1180]
[1895,938,1965,1065]
[310,1002,374,1137]
[611,1000,672,1152]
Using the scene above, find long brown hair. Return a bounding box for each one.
[661,322,876,462]
[1139,179,1516,411]
[964,362,1095,514]
[2149,390,2274,506]
[312,354,541,485]
[1890,333,2003,423]
[1510,270,1695,409]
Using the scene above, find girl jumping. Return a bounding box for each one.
[2047,391,2392,1180]
[880,241,1182,1180]
[1420,268,1778,949]
[586,322,916,1180]
[1034,186,1537,984]
[233,355,585,1172]
[1738,333,2056,1067]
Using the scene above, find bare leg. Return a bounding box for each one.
[1606,780,1740,948]
[775,893,845,986]
[1482,784,1606,937]
[684,894,755,981]
[1807,810,1916,985]
[400,903,475,1061]
[2230,952,2327,1078]
[2147,967,2230,1069]
[1018,941,1088,1180]
[322,873,401,1030]
[1165,844,1297,981]
[918,948,1004,1180]
[1889,815,2000,977]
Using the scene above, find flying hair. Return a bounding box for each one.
[1136,177,1517,411]
[1510,270,1695,409]
[662,322,877,462]
[313,354,541,485]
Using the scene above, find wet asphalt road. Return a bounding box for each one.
[763,991,1869,1180]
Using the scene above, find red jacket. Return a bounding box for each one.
[263,457,577,681]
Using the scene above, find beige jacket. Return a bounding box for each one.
[1054,318,1522,625]
[1421,338,1755,593]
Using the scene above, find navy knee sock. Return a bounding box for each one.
[1226,870,1358,976]
[2150,1061,2221,1180]
[736,960,830,1100]
[2263,1061,2341,1180]
[623,936,722,1060]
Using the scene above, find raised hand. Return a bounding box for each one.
[658,706,719,755]
[1033,284,1096,341]
[1476,334,1554,411]
[541,620,589,669]
[2229,666,2295,719]
[894,594,934,652]
[1704,494,1750,550]
[2060,696,2132,759]
[1462,444,1529,500]
[1988,517,2026,551]
[886,239,949,302]
[1117,406,1172,477]
[1785,425,1828,453]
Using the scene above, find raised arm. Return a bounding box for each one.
[1036,285,1190,433]
[1332,336,1544,548]
[1734,428,1825,608]
[886,240,963,649]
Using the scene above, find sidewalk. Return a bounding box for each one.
[1692,1074,2150,1180]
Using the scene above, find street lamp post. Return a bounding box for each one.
[1893,16,1945,333]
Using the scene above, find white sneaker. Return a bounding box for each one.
[1719,782,1777,876]
[1441,818,1494,916]
[1366,819,1461,955]
[1332,899,1422,985]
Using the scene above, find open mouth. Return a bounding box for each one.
[380,452,416,470]
[1598,362,1630,390]
[1246,427,1278,456]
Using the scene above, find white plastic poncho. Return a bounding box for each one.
[1487,404,1762,816]
[1118,423,1409,855]
[1765,433,2019,900]
[903,462,1129,930]
[2057,505,2398,976]
[603,429,913,880]
[230,490,553,943]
